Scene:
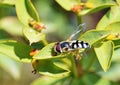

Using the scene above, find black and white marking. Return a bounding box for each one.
[54,40,90,53]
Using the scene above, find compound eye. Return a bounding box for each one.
[54,43,62,53]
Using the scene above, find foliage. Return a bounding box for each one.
[0,0,120,85]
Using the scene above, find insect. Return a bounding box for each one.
[54,24,90,58]
[54,40,90,53]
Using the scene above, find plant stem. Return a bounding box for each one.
[70,55,78,78]
[69,15,82,78]
[77,15,82,25]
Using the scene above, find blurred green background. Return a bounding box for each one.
[0,0,108,85]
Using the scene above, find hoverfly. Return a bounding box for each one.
[54,24,90,59]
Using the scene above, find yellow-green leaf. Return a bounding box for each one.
[116,0,120,5]
[79,0,115,15]
[25,0,39,21]
[32,59,70,77]
[79,30,110,45]
[95,78,110,85]
[15,0,39,26]
[96,6,120,30]
[31,76,66,85]
[23,26,45,45]
[0,40,32,62]
[0,0,16,5]
[55,0,80,11]
[112,46,120,62]
[105,22,120,40]
[94,41,113,72]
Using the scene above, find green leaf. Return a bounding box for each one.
[95,78,110,85]
[86,0,115,7]
[53,58,72,71]
[71,78,84,85]
[113,39,120,47]
[33,43,55,59]
[116,0,120,5]
[0,54,21,80]
[79,0,115,15]
[55,0,80,11]
[94,41,113,72]
[105,22,120,40]
[112,46,120,62]
[15,0,39,26]
[0,30,9,39]
[25,0,39,21]
[79,30,110,45]
[55,0,114,15]
[23,26,45,44]
[82,73,100,85]
[31,76,65,85]
[32,59,70,77]
[96,6,120,30]
[33,43,72,60]
[0,0,16,5]
[0,40,32,62]
[106,22,120,33]
[81,48,97,71]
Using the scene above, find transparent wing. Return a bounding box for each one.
[67,23,86,41]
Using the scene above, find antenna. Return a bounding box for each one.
[67,23,86,41]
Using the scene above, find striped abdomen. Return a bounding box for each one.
[54,40,90,53]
